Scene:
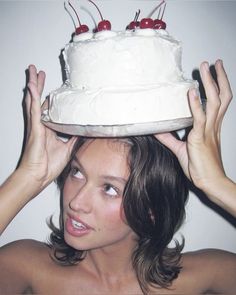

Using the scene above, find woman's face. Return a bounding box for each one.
[63,138,135,251]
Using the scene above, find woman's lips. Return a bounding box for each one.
[65,215,93,237]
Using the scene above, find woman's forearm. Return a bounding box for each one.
[202,176,236,218]
[0,169,41,234]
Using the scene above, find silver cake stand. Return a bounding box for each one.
[41,110,193,137]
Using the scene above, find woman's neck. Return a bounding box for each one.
[83,237,137,282]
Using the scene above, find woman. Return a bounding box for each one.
[0,61,235,294]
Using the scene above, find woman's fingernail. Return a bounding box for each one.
[204,62,210,71]
[189,88,202,105]
[217,59,223,66]
[190,88,198,97]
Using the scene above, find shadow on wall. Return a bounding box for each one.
[189,181,236,229]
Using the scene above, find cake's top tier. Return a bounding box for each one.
[64,28,184,90]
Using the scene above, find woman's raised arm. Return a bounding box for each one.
[0,65,76,234]
[155,60,236,217]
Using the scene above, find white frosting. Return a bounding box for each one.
[94,30,118,39]
[73,32,93,42]
[49,29,197,126]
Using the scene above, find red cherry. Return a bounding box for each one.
[98,20,111,31]
[127,21,140,30]
[88,0,111,31]
[153,19,166,30]
[127,9,141,30]
[153,1,167,30]
[68,1,89,35]
[140,18,154,29]
[76,24,89,35]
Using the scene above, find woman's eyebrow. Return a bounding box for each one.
[101,175,127,185]
[72,156,127,184]
[71,156,83,169]
[71,156,79,164]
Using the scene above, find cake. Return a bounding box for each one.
[44,28,197,136]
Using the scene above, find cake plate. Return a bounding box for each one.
[41,110,193,137]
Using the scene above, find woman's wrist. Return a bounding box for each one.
[201,176,236,216]
[1,169,39,202]
[15,164,51,193]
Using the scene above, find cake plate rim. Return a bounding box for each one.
[41,111,193,137]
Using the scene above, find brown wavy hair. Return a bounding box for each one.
[48,135,189,294]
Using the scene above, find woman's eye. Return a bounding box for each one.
[70,167,84,180]
[104,184,118,197]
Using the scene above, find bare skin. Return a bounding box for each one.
[0,61,236,294]
[0,67,76,233]
[0,239,235,294]
[156,60,236,217]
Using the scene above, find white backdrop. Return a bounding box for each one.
[0,0,235,252]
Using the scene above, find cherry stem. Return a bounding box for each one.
[157,6,161,19]
[88,0,104,20]
[134,9,141,22]
[68,0,82,26]
[160,2,166,20]
[148,0,165,18]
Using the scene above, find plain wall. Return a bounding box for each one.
[0,0,235,252]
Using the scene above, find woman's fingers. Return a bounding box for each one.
[66,136,78,159]
[41,98,49,112]
[216,60,232,103]
[155,132,181,155]
[37,70,46,97]
[43,130,78,182]
[199,60,232,140]
[25,66,37,138]
[25,65,46,138]
[215,60,233,133]
[188,88,206,140]
[156,61,232,188]
[27,82,41,128]
[25,66,38,133]
[155,132,189,178]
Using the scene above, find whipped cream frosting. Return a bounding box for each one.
[49,29,197,126]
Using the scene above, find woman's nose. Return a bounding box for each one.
[69,184,93,213]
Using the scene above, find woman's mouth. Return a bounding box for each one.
[71,219,87,229]
[65,216,93,237]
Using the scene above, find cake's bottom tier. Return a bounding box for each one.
[42,115,193,137]
[48,81,197,126]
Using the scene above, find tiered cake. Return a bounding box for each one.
[44,24,197,136]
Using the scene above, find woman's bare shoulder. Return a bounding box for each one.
[0,239,50,260]
[0,239,52,293]
[0,239,52,273]
[180,248,236,293]
[182,248,236,266]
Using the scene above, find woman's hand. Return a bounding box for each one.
[18,65,76,193]
[155,60,236,215]
[0,65,77,233]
